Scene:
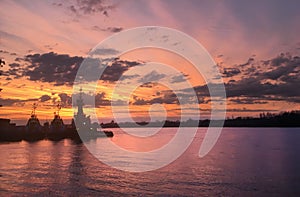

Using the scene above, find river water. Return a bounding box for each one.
[0,128,299,196]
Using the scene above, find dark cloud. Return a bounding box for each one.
[270,53,291,67]
[222,68,241,78]
[69,5,77,14]
[260,96,300,104]
[92,25,123,33]
[100,59,141,82]
[15,57,24,62]
[171,74,189,83]
[131,90,176,105]
[0,98,21,106]
[96,92,127,107]
[58,93,72,107]
[130,89,205,106]
[23,52,83,86]
[225,77,299,99]
[185,53,300,104]
[131,88,207,106]
[119,74,140,81]
[212,53,300,104]
[4,50,299,110]
[238,57,255,67]
[95,92,110,106]
[140,82,157,88]
[90,48,119,56]
[0,97,38,107]
[156,91,178,104]
[6,52,142,85]
[52,2,63,7]
[226,108,277,112]
[263,54,299,80]
[4,63,23,79]
[139,70,166,83]
[229,98,268,104]
[8,63,20,68]
[107,27,123,33]
[131,97,148,105]
[0,50,9,54]
[132,91,179,106]
[16,84,26,89]
[44,43,58,51]
[40,95,51,102]
[72,91,123,108]
[100,62,127,82]
[69,0,117,16]
[103,10,108,17]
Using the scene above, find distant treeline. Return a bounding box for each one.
[100,110,300,128]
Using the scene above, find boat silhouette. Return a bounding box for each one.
[0,91,113,142]
[23,103,45,141]
[73,88,114,140]
[50,104,65,132]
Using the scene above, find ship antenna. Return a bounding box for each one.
[56,103,61,116]
[32,103,37,116]
[79,87,83,99]
[77,87,84,116]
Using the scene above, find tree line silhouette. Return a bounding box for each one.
[100,111,300,128]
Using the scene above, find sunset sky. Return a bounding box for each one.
[0,0,299,125]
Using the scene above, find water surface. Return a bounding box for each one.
[0,128,299,196]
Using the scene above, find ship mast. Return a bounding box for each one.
[31,103,37,116]
[55,103,61,116]
[76,88,84,117]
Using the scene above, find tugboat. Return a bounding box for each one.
[47,104,66,141]
[73,88,113,139]
[26,103,42,132]
[50,104,65,132]
[24,103,44,141]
